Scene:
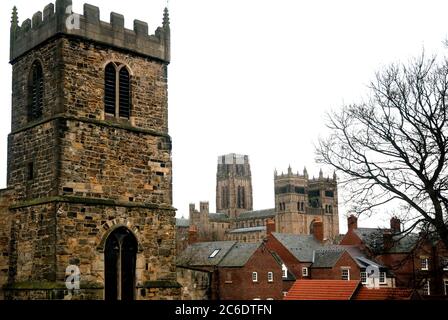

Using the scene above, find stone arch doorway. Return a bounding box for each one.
[104,227,138,300]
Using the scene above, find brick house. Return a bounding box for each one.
[264,219,322,294]
[177,240,283,300]
[265,218,395,294]
[311,245,394,287]
[340,215,448,298]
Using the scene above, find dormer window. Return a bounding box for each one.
[104,62,131,119]
[28,61,44,121]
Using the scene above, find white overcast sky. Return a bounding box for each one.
[1,0,448,233]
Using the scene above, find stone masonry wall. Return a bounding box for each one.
[61,37,169,133]
[10,39,63,131]
[59,119,172,204]
[7,203,57,284]
[0,189,14,298]
[7,121,59,200]
[4,201,178,300]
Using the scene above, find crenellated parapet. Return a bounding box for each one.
[10,0,170,62]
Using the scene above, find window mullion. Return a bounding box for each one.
[115,68,120,117]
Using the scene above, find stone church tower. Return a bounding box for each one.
[275,167,339,240]
[216,154,253,218]
[0,0,180,300]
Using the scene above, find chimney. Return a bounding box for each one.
[188,225,198,245]
[347,215,358,231]
[390,217,401,233]
[313,220,324,243]
[266,219,275,236]
[383,230,393,251]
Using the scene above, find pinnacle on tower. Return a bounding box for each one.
[11,6,19,27]
[319,168,323,179]
[333,170,337,180]
[288,165,292,175]
[303,167,308,178]
[163,7,170,29]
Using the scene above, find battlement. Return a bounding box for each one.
[274,166,337,183]
[217,154,249,165]
[10,0,170,62]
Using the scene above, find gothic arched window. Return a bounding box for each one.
[28,61,44,121]
[104,62,131,119]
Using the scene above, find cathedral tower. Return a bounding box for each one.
[274,167,339,240]
[216,154,253,219]
[0,0,179,300]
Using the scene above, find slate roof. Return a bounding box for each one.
[177,241,266,268]
[312,245,386,270]
[272,232,322,262]
[228,226,266,234]
[312,247,345,268]
[284,280,360,300]
[236,209,275,221]
[176,217,189,228]
[354,228,419,253]
[176,241,236,267]
[209,213,230,222]
[354,287,417,300]
[219,242,260,267]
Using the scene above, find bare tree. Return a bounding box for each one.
[316,54,448,248]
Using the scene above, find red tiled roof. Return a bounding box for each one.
[284,280,360,300]
[354,287,415,300]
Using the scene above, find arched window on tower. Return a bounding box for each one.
[28,61,44,121]
[104,62,131,119]
[241,187,245,208]
[237,186,242,208]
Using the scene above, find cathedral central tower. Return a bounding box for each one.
[216,154,253,218]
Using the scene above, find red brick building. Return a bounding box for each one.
[264,219,322,294]
[340,215,448,298]
[265,219,394,292]
[176,241,283,300]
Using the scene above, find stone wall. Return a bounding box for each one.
[60,37,169,133]
[10,39,63,131]
[177,267,210,300]
[0,189,14,299]
[59,118,171,204]
[3,200,179,300]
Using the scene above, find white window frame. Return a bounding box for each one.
[444,280,448,296]
[267,272,273,282]
[266,298,274,300]
[360,272,367,284]
[342,268,350,281]
[282,264,288,278]
[442,257,448,271]
[421,258,429,271]
[302,267,309,277]
[209,249,221,258]
[252,272,258,282]
[423,280,430,296]
[379,272,387,284]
